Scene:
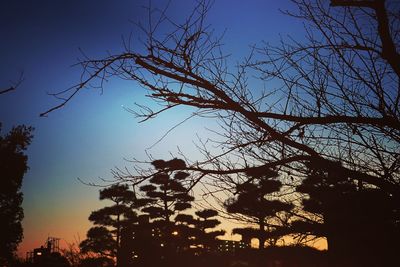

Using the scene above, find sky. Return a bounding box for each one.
[0,0,309,257]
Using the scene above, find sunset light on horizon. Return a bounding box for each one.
[1,1,398,266]
[1,0,304,258]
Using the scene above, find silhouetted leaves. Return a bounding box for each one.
[151,160,167,169]
[174,171,190,180]
[174,202,192,211]
[139,184,156,192]
[141,159,193,223]
[290,162,400,265]
[0,124,33,264]
[80,227,116,256]
[175,214,195,225]
[151,158,186,170]
[192,209,224,251]
[226,170,292,249]
[195,209,218,220]
[150,173,169,184]
[167,158,186,170]
[81,184,137,266]
[99,184,134,204]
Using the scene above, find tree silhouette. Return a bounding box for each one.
[80,184,136,266]
[41,0,400,209]
[225,169,292,249]
[0,124,33,265]
[128,214,162,266]
[231,227,255,248]
[292,160,399,265]
[193,209,224,252]
[80,227,115,258]
[41,0,400,259]
[173,213,198,255]
[139,159,194,262]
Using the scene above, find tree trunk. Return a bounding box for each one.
[258,218,266,250]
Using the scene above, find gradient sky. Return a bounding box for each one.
[0,0,311,257]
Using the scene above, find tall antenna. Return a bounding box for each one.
[45,236,61,253]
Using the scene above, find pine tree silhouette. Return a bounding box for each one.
[80,184,136,266]
[225,169,292,249]
[140,159,194,264]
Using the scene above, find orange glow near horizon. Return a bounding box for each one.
[18,217,328,258]
[4,0,320,260]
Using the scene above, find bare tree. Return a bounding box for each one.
[42,0,400,254]
[41,0,399,192]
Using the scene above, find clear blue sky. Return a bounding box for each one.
[0,0,304,256]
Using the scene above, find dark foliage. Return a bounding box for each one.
[292,161,400,266]
[79,227,116,256]
[139,159,194,263]
[226,169,293,249]
[193,209,224,251]
[80,184,136,266]
[0,124,33,265]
